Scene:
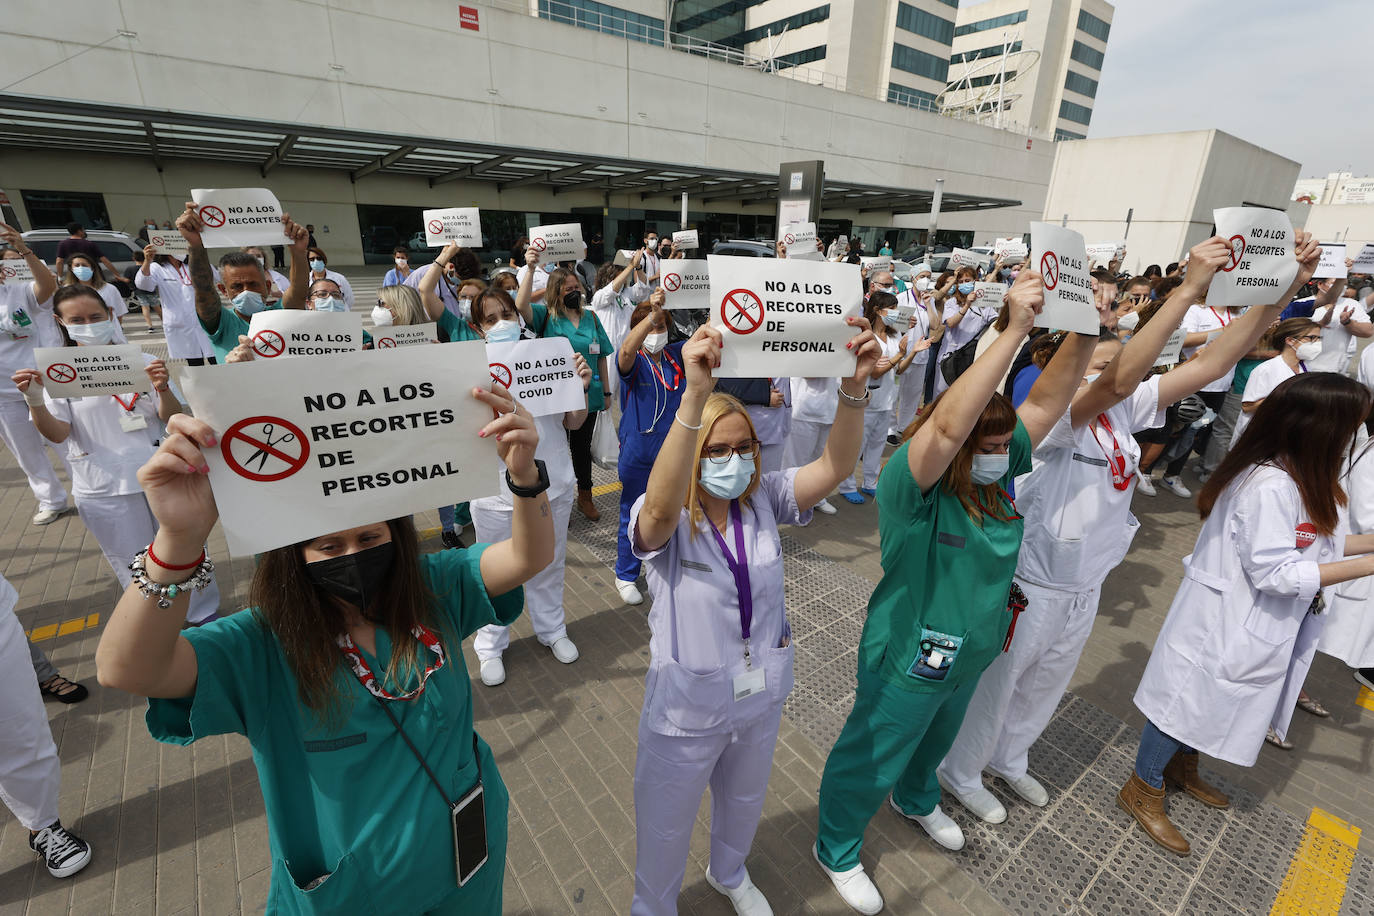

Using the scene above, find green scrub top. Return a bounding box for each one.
[436,309,481,343]
[146,546,523,914]
[543,307,613,411]
[202,303,282,362]
[861,418,1033,692]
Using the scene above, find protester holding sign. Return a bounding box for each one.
[0,228,71,526]
[629,316,880,916]
[12,285,220,624]
[59,252,129,337]
[837,292,903,505]
[417,244,483,340]
[136,239,216,365]
[932,267,996,396]
[814,270,1099,914]
[472,288,594,687]
[615,297,685,604]
[937,236,1321,830]
[95,373,553,913]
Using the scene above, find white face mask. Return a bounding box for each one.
[915,277,933,292]
[457,297,472,321]
[370,304,394,327]
[485,319,521,344]
[1296,340,1322,362]
[395,258,407,268]
[643,331,668,353]
[1116,310,1140,331]
[970,453,1008,485]
[66,319,118,345]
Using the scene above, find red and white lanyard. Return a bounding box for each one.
[337,623,446,701]
[644,350,682,391]
[1089,413,1133,491]
[112,393,139,413]
[1208,307,1231,327]
[174,263,192,286]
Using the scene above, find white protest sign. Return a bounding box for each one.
[780,222,817,258]
[971,282,1008,306]
[0,260,34,283]
[147,230,190,258]
[484,336,585,418]
[672,229,699,251]
[373,323,437,349]
[949,248,990,271]
[860,256,892,275]
[423,207,482,247]
[1352,244,1374,273]
[1086,242,1124,265]
[190,188,288,248]
[1206,208,1298,309]
[34,345,144,398]
[247,310,363,360]
[994,237,1028,261]
[182,343,498,555]
[1154,328,1187,367]
[707,255,862,378]
[1030,222,1098,335]
[778,199,809,230]
[1315,243,1347,279]
[659,259,711,310]
[528,223,585,262]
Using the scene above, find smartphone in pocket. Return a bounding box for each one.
[451,783,488,887]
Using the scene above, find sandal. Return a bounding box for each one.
[1265,727,1294,750]
[39,675,89,705]
[1296,694,1330,718]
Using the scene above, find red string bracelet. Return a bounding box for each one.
[146,543,205,572]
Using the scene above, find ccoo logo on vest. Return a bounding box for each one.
[1295,522,1318,550]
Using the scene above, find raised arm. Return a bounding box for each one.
[618,290,665,374]
[280,215,310,310]
[1338,302,1374,339]
[176,201,223,331]
[1158,230,1322,407]
[609,248,645,293]
[475,386,555,595]
[1017,330,1098,449]
[907,271,1040,491]
[794,319,880,509]
[1,224,54,304]
[515,246,544,322]
[418,243,457,322]
[12,371,70,442]
[145,360,182,423]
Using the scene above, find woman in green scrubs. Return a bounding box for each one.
[813,270,1100,914]
[95,387,554,915]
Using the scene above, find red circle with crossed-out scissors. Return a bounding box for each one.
[46,363,77,384]
[221,416,309,483]
[252,330,286,358]
[1221,235,1246,273]
[427,219,444,236]
[720,289,765,335]
[1040,252,1059,291]
[663,272,682,292]
[490,362,513,389]
[199,205,227,228]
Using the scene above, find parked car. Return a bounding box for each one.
[21,229,142,282]
[711,239,776,258]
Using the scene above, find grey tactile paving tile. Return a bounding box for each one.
[1019,826,1100,899]
[1198,851,1280,916]
[1077,873,1167,916]
[988,857,1076,915]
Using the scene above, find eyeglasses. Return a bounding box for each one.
[309,290,337,300]
[703,440,760,464]
[1295,335,1322,343]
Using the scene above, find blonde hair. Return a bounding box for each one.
[684,393,763,537]
[377,285,428,326]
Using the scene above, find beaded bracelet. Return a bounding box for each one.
[837,387,871,407]
[129,547,216,609]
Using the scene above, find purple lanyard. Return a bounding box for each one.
[706,499,754,664]
[1298,361,1308,373]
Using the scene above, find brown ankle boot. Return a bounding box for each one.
[576,488,600,521]
[1117,772,1190,856]
[1163,752,1229,809]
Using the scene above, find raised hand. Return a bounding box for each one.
[136,414,219,546]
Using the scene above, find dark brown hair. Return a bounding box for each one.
[901,390,1019,523]
[52,285,110,347]
[864,290,897,339]
[248,517,444,719]
[470,287,517,329]
[1199,374,1371,534]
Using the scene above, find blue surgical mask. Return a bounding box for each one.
[957,282,976,296]
[699,453,756,500]
[970,453,1008,485]
[232,290,266,316]
[485,319,521,343]
[881,312,902,329]
[314,296,346,313]
[72,265,94,282]
[309,259,326,272]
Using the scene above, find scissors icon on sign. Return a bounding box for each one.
[245,423,296,472]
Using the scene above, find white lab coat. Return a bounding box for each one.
[1319,441,1374,667]
[1134,464,1341,766]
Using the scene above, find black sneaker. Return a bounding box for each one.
[29,822,92,877]
[886,433,902,446]
[1355,668,1374,692]
[440,530,462,550]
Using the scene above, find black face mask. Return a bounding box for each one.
[562,290,583,311]
[305,541,395,619]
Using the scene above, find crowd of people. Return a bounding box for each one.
[1,204,1373,916]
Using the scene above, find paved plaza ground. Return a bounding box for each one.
[2,273,1371,914]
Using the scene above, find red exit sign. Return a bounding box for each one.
[459,5,479,30]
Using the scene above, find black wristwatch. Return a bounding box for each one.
[506,459,550,498]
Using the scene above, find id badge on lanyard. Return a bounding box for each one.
[114,394,147,432]
[1090,413,1131,491]
[707,500,766,701]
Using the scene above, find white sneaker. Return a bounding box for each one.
[813,843,883,915]
[889,797,964,850]
[1161,475,1192,498]
[705,865,773,916]
[31,506,67,525]
[616,579,643,605]
[479,658,506,687]
[990,769,1049,807]
[549,636,579,664]
[1135,474,1156,497]
[815,498,838,515]
[937,772,1007,824]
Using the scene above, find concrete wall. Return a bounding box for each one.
[1300,205,1374,250]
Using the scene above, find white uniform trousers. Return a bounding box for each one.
[77,493,221,624]
[631,703,784,915]
[472,489,573,660]
[890,361,925,437]
[0,398,68,511]
[0,602,61,830]
[938,577,1102,795]
[839,408,894,493]
[783,418,829,470]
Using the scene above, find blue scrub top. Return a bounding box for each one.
[618,341,687,470]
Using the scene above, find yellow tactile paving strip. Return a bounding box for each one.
[1270,808,1361,915]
